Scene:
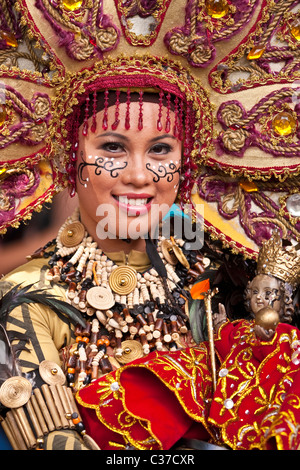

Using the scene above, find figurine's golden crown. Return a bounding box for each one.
[257,230,300,288]
[0,0,299,259]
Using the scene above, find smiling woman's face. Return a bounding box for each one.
[76,99,182,248]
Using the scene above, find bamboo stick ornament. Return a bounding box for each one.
[5,411,27,450]
[25,399,44,438]
[49,385,70,428]
[12,407,36,449]
[1,416,21,450]
[30,394,49,435]
[33,388,55,432]
[41,384,62,430]
[65,386,82,419]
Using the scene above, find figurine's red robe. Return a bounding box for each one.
[76,321,300,450]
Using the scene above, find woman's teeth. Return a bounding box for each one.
[117,196,150,206]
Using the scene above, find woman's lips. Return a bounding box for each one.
[113,194,153,215]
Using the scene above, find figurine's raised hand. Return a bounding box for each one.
[213,303,227,333]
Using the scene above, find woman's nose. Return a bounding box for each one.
[121,153,151,187]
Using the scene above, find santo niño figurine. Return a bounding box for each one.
[213,229,297,341]
[208,231,300,450]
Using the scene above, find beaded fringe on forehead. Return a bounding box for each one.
[67,88,197,203]
[79,89,185,139]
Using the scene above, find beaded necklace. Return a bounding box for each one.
[45,209,207,389]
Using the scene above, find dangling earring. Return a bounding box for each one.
[173,95,179,138]
[157,89,164,131]
[91,90,97,133]
[82,96,90,136]
[181,103,196,204]
[165,93,171,133]
[68,112,79,197]
[178,99,184,141]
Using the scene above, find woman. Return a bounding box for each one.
[0,0,299,452]
[0,80,216,451]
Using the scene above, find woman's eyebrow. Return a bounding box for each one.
[149,134,177,143]
[96,132,129,141]
[95,132,177,143]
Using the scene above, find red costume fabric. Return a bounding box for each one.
[76,320,300,450]
[211,320,300,449]
[76,345,214,450]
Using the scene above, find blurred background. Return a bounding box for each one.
[0,190,78,277]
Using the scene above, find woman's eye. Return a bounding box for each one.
[100,142,125,153]
[150,143,172,155]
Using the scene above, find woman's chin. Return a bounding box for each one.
[95,221,153,241]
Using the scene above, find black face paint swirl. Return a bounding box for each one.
[77,152,128,185]
[146,162,180,183]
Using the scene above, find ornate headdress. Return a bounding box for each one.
[0,0,299,259]
[257,230,300,288]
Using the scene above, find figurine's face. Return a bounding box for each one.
[249,274,281,316]
[76,100,182,241]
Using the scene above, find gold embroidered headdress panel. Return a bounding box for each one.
[0,0,299,259]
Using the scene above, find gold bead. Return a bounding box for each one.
[62,0,83,11]
[206,0,229,18]
[247,45,265,60]
[67,229,74,237]
[290,17,300,41]
[272,111,297,136]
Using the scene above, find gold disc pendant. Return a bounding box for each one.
[39,360,66,386]
[108,266,137,295]
[60,222,85,247]
[116,340,144,364]
[0,376,32,408]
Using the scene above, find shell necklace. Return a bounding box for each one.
[46,209,203,386]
